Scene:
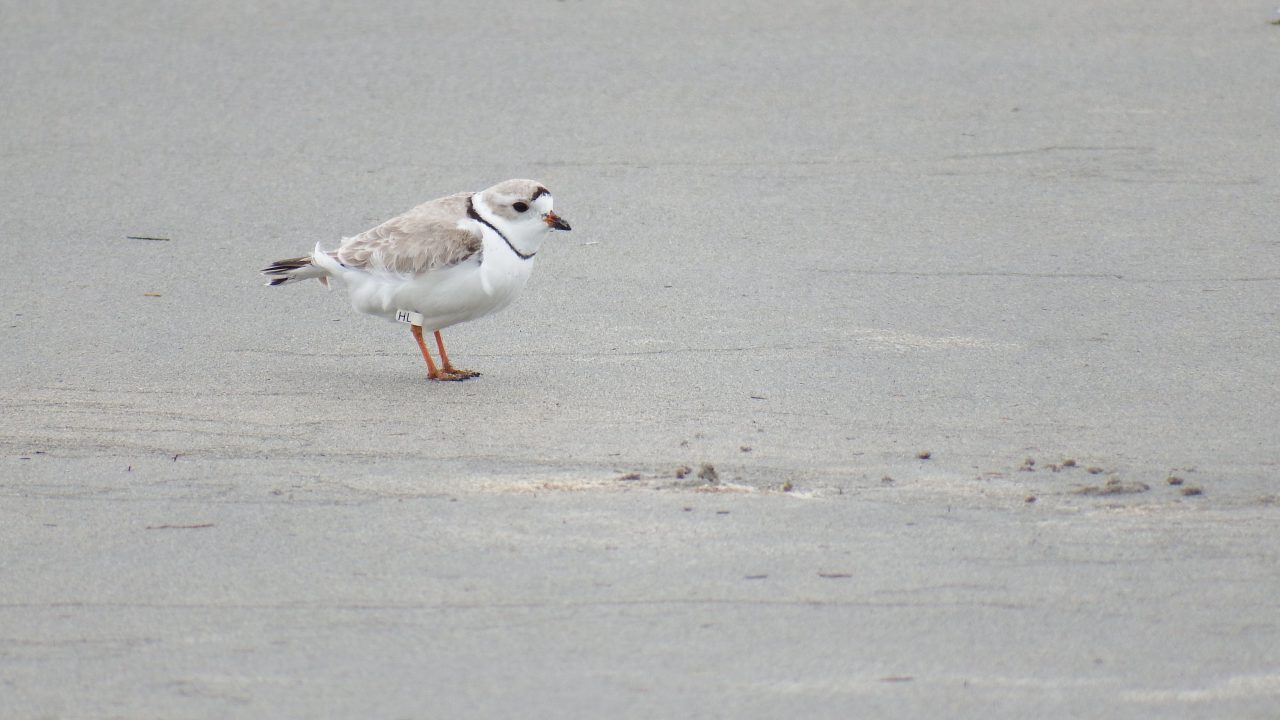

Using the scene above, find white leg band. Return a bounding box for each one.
[394,309,425,326]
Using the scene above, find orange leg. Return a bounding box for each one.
[434,330,480,380]
[434,330,456,372]
[410,325,442,380]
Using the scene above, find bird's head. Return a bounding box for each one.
[475,179,571,250]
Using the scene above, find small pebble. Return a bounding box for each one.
[1181,487,1203,497]
[697,463,719,483]
[916,450,931,460]
[1167,476,1184,486]
[1087,466,1104,475]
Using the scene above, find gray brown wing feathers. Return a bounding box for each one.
[336,192,482,275]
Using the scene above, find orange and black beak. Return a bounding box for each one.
[543,211,571,231]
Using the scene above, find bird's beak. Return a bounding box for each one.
[543,211,571,231]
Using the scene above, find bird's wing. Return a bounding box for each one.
[336,192,482,275]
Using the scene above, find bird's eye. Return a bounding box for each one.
[513,201,529,213]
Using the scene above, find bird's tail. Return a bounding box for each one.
[261,248,330,287]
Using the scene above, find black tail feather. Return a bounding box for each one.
[261,256,312,275]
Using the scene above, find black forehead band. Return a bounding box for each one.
[531,186,550,201]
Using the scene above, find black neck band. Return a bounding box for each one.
[468,196,534,260]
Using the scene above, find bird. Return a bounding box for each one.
[261,179,571,381]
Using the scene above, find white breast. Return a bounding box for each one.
[475,225,536,314]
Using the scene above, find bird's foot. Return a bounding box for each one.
[430,368,481,382]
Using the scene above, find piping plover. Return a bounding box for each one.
[262,179,571,381]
